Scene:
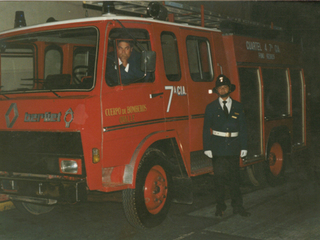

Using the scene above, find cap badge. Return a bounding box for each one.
[219,77,223,82]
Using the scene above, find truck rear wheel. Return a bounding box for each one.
[13,201,55,215]
[246,161,267,187]
[122,148,172,229]
[265,135,287,186]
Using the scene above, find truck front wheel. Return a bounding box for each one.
[13,201,55,215]
[122,148,172,229]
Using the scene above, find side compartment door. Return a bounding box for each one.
[238,67,263,159]
[290,69,306,147]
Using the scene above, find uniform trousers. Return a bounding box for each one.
[212,155,243,211]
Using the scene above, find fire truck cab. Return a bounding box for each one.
[0,2,307,229]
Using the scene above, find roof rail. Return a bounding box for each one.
[83,1,282,31]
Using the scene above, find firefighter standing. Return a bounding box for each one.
[203,74,251,217]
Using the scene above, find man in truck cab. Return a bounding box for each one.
[203,74,251,217]
[106,38,147,86]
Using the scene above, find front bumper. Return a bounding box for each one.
[0,174,87,204]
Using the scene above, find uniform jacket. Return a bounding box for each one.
[203,98,248,156]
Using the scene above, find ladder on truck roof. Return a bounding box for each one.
[82,1,282,31]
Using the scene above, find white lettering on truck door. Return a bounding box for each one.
[165,86,187,112]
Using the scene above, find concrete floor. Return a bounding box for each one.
[0,159,320,240]
[191,171,320,240]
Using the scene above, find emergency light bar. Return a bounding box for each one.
[14,11,26,28]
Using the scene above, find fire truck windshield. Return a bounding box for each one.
[0,27,98,93]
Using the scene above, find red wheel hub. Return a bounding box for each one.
[268,143,283,176]
[144,165,168,214]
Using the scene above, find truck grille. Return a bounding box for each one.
[0,131,84,175]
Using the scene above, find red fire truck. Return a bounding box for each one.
[0,2,307,229]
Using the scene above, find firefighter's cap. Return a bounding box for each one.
[213,74,236,93]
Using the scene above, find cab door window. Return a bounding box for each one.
[186,36,213,82]
[161,32,181,81]
[105,29,154,86]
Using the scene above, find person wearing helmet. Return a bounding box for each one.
[203,74,250,217]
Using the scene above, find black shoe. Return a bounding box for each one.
[215,205,227,217]
[233,208,251,217]
[215,208,224,217]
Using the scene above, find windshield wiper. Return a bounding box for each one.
[0,86,10,99]
[0,93,10,99]
[47,88,61,98]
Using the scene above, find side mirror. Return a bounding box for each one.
[141,51,156,73]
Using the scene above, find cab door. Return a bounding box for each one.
[182,30,216,151]
[153,24,190,170]
[101,23,165,169]
[179,28,218,175]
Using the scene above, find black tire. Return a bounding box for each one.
[246,161,267,187]
[265,134,288,186]
[13,201,55,215]
[122,148,172,229]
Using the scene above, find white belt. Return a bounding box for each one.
[212,130,238,137]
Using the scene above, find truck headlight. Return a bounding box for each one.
[59,159,82,174]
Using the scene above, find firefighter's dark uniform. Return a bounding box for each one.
[203,75,249,216]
